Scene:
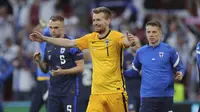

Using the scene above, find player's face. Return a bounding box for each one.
[92,12,110,34]
[146,26,162,44]
[49,20,64,38]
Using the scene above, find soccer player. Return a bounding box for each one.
[30,27,50,112]
[29,7,137,112]
[33,15,84,112]
[124,20,185,112]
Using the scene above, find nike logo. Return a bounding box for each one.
[48,50,51,53]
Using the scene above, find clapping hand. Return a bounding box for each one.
[33,52,42,63]
[175,71,183,81]
[50,66,63,76]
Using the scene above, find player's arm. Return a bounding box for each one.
[124,68,139,77]
[44,37,76,48]
[123,32,138,47]
[37,60,49,74]
[51,48,84,76]
[52,60,84,76]
[29,31,77,48]
[170,47,185,80]
[34,52,49,73]
[124,51,141,77]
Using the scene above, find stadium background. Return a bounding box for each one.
[0,0,200,112]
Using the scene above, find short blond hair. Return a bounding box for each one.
[92,7,112,19]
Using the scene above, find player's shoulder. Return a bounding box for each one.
[137,44,148,53]
[108,30,124,41]
[90,32,99,36]
[81,32,98,39]
[160,42,170,48]
[69,46,83,55]
[160,42,176,53]
[110,30,122,34]
[110,30,123,36]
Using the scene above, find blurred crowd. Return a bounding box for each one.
[0,0,200,104]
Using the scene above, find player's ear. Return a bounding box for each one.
[107,18,111,25]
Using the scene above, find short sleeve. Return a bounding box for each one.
[118,37,129,48]
[114,31,128,48]
[132,50,141,72]
[70,48,84,61]
[75,34,92,50]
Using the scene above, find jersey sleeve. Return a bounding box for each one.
[75,34,91,50]
[70,48,84,61]
[170,47,185,76]
[132,50,141,72]
[116,32,129,48]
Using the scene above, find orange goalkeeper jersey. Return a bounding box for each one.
[75,30,127,94]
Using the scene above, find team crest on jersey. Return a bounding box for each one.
[159,52,164,57]
[60,48,65,54]
[105,39,109,44]
[48,55,51,60]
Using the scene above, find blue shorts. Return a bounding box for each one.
[128,97,140,112]
[47,93,78,112]
[76,90,90,112]
[29,81,48,112]
[140,97,173,112]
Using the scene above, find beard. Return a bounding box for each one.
[94,25,106,34]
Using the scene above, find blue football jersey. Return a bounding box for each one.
[43,35,84,96]
[125,42,185,97]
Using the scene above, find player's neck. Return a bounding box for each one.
[149,40,160,47]
[98,29,110,39]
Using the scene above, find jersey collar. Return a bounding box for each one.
[98,30,111,40]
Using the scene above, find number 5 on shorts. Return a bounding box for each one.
[67,105,72,112]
